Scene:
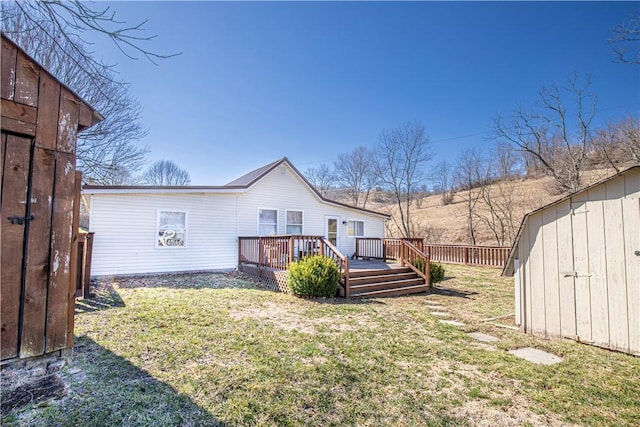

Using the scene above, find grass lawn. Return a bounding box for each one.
[3,265,639,426]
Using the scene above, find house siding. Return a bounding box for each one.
[88,162,386,276]
[89,193,238,276]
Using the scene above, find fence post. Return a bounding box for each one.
[82,232,94,298]
[464,246,469,264]
[258,237,263,276]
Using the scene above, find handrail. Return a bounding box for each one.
[400,240,430,287]
[318,236,350,298]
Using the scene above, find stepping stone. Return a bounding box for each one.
[430,311,450,317]
[424,304,444,309]
[439,319,465,326]
[508,347,563,365]
[467,332,499,343]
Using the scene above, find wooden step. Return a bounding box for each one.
[349,283,431,299]
[348,267,412,278]
[349,277,425,294]
[348,271,419,286]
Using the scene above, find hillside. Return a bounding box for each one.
[359,168,621,247]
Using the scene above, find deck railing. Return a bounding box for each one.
[238,235,350,296]
[355,238,509,268]
[355,238,424,261]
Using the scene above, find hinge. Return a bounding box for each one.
[571,208,588,215]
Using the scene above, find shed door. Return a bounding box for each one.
[1,132,78,361]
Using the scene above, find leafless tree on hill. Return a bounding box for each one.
[142,160,191,186]
[375,121,434,238]
[333,146,377,209]
[454,147,486,245]
[305,164,335,197]
[493,73,597,194]
[433,160,455,205]
[591,116,640,173]
[609,12,640,65]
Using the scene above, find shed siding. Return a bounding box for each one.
[514,167,640,355]
[542,206,561,337]
[88,163,386,276]
[89,193,238,276]
[555,199,576,339]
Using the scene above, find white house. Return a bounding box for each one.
[503,166,639,355]
[84,158,390,276]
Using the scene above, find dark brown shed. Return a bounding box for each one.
[1,33,102,363]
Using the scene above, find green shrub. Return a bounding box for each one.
[410,259,445,284]
[430,262,445,284]
[288,255,340,298]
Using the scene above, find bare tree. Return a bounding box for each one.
[493,74,597,194]
[433,160,455,205]
[142,160,191,186]
[610,12,640,65]
[333,146,377,209]
[454,147,487,245]
[591,116,640,172]
[374,121,434,238]
[305,164,335,198]
[492,141,522,179]
[1,1,179,184]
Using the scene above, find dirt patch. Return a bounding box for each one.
[229,302,377,334]
[1,374,67,416]
[100,271,257,290]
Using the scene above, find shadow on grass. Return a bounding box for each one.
[75,282,125,314]
[429,285,478,299]
[9,336,225,426]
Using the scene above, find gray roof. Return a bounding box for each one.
[225,158,285,186]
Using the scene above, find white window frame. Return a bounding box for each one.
[285,209,304,235]
[156,209,188,248]
[257,208,279,236]
[347,219,365,237]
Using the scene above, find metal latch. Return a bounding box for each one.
[561,271,593,278]
[7,215,34,225]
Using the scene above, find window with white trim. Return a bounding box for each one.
[347,220,364,237]
[286,210,303,235]
[258,208,278,236]
[157,210,187,247]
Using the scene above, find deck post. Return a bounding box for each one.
[288,236,294,264]
[464,246,469,264]
[82,232,94,299]
[258,237,263,277]
[344,257,350,298]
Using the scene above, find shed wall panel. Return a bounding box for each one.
[571,194,592,343]
[623,198,640,355]
[528,212,546,335]
[586,188,610,347]
[542,206,561,337]
[603,199,630,352]
[555,200,576,338]
[520,227,532,333]
[623,169,640,198]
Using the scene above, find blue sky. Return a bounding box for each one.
[92,1,639,185]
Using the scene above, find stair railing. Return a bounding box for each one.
[319,237,350,298]
[400,240,430,287]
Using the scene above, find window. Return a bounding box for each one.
[347,220,364,237]
[258,208,278,236]
[157,210,187,247]
[286,210,303,235]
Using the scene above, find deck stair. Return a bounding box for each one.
[344,267,429,298]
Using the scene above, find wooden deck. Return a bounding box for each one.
[238,236,430,298]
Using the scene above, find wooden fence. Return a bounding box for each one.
[355,238,510,268]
